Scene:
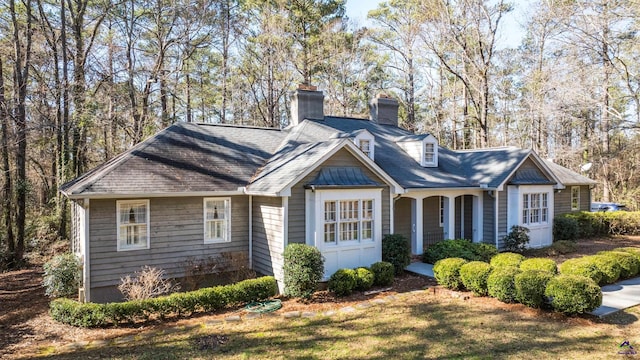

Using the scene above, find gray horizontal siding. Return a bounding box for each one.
[252,196,284,281]
[483,192,495,245]
[497,190,508,250]
[555,185,590,216]
[88,196,249,299]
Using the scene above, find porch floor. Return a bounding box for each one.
[405,262,434,278]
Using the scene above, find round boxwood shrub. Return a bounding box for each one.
[558,258,603,285]
[283,243,325,298]
[328,268,357,296]
[587,255,621,285]
[553,216,579,241]
[43,253,82,298]
[490,252,525,268]
[487,266,521,303]
[370,261,395,286]
[382,234,411,275]
[423,240,498,264]
[459,261,493,296]
[433,258,467,290]
[515,270,554,308]
[597,251,639,279]
[544,274,602,314]
[354,267,375,291]
[519,258,557,274]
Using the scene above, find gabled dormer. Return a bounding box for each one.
[396,134,439,168]
[353,129,375,161]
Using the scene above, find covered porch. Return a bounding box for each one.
[394,190,487,255]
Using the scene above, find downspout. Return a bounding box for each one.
[249,195,253,269]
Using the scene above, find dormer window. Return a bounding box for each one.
[422,138,438,167]
[396,133,438,167]
[353,129,375,161]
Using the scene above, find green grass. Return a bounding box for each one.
[36,291,640,360]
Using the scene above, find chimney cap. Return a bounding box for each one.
[376,93,392,99]
[298,83,318,91]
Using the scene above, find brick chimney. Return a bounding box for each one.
[369,93,399,127]
[290,84,324,126]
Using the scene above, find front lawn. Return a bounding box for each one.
[34,289,640,359]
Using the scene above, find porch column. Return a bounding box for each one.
[443,196,455,240]
[415,197,424,255]
[473,195,483,243]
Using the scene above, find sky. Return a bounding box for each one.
[344,0,527,49]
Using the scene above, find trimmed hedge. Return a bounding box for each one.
[382,234,411,275]
[459,261,492,296]
[490,252,525,268]
[519,258,557,274]
[423,239,498,264]
[433,258,467,290]
[370,261,395,286]
[283,243,325,299]
[587,255,622,285]
[50,276,278,327]
[558,258,603,285]
[487,266,520,303]
[354,267,375,291]
[556,211,640,238]
[544,274,602,314]
[597,251,640,279]
[328,269,357,296]
[515,270,554,308]
[616,247,640,262]
[553,216,579,241]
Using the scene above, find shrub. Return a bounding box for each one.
[490,252,525,268]
[544,274,602,314]
[587,255,621,285]
[502,226,530,252]
[354,267,375,291]
[382,234,411,275]
[43,253,82,298]
[615,247,640,262]
[283,243,324,299]
[459,261,492,296]
[118,266,179,300]
[487,266,521,303]
[433,258,467,290]
[553,216,579,241]
[519,258,557,274]
[50,276,277,327]
[558,258,603,285]
[328,269,357,296]
[547,240,578,255]
[597,251,639,279]
[515,270,554,308]
[370,261,395,286]
[423,239,497,264]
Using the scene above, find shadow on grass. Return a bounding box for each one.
[36,294,625,360]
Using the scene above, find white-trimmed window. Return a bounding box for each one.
[422,139,438,167]
[323,199,374,243]
[522,192,548,225]
[354,130,375,160]
[117,200,150,251]
[571,186,580,211]
[358,139,372,157]
[439,196,445,227]
[204,198,231,243]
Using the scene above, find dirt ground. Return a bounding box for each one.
[1,236,639,359]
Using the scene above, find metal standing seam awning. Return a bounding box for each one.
[304,167,384,189]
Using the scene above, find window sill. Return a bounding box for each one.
[117,245,149,252]
[204,239,231,244]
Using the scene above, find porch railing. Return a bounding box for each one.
[423,230,445,248]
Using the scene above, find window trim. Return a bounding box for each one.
[422,139,438,167]
[354,131,375,160]
[203,197,232,244]
[323,198,375,244]
[116,199,150,252]
[571,186,580,211]
[522,192,549,226]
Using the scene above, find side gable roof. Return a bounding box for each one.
[60,122,285,198]
[544,160,597,186]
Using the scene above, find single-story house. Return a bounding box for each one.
[61,87,596,303]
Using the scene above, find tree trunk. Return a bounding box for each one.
[0,59,15,262]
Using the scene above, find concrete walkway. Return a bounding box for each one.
[404,262,640,317]
[590,277,640,317]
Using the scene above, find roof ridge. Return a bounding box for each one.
[193,121,282,131]
[454,146,523,153]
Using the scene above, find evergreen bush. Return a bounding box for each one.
[382,234,411,275]
[487,266,521,303]
[544,274,602,314]
[553,216,579,241]
[433,258,467,290]
[558,258,603,285]
[502,226,530,252]
[587,255,621,285]
[283,243,324,298]
[519,258,557,274]
[490,252,525,268]
[43,253,82,298]
[328,269,357,296]
[597,251,639,279]
[370,261,395,286]
[515,270,554,308]
[459,261,492,296]
[423,239,497,263]
[354,267,375,291]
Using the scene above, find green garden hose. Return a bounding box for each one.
[244,299,282,313]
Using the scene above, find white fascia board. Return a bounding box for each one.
[65,190,245,200]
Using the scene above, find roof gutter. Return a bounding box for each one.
[63,190,246,200]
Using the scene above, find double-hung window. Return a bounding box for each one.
[324,199,374,243]
[204,198,231,243]
[571,186,580,211]
[117,200,150,251]
[522,192,548,225]
[358,139,371,157]
[424,143,435,163]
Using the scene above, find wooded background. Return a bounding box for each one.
[1,0,639,267]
